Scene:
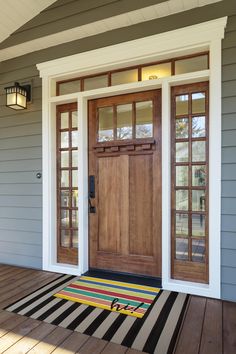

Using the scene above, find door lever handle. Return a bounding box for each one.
[89,198,96,213]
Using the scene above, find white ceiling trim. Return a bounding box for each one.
[0,0,222,62]
[0,0,57,44]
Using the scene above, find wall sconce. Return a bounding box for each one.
[4,82,31,110]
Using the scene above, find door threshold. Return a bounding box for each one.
[83,268,162,288]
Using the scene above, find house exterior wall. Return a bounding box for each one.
[0,0,235,299]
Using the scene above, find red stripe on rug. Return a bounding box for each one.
[68,283,153,304]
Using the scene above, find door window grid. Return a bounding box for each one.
[172,84,208,267]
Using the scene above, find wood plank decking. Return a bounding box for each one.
[0,264,235,354]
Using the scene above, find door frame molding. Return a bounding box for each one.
[38,17,227,298]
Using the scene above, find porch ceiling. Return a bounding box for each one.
[0,0,57,44]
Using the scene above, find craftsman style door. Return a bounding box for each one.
[88,90,162,276]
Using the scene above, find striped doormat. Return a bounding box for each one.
[4,274,189,354]
[54,276,160,318]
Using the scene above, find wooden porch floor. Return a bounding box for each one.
[0,265,235,354]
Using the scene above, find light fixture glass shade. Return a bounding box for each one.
[5,82,30,110]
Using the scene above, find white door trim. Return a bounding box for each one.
[38,17,227,298]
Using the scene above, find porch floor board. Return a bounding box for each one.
[0,265,235,354]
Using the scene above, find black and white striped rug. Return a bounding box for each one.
[5,274,189,354]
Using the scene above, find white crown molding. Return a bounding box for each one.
[0,0,222,62]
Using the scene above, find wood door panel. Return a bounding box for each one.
[89,90,162,277]
[129,154,153,257]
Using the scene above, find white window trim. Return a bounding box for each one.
[37,17,227,298]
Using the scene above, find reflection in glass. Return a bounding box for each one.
[61,112,69,129]
[192,239,205,262]
[176,166,188,186]
[72,111,78,128]
[176,190,188,211]
[72,190,78,207]
[176,95,188,115]
[176,213,188,236]
[175,55,208,75]
[192,93,206,114]
[72,229,78,248]
[61,229,70,247]
[192,165,206,186]
[61,170,69,187]
[176,118,188,139]
[71,131,78,147]
[61,190,70,207]
[59,80,81,96]
[176,142,189,162]
[117,104,132,140]
[192,214,205,237]
[111,69,138,85]
[175,238,188,260]
[72,170,78,188]
[61,151,69,168]
[192,141,205,162]
[72,150,78,167]
[192,116,205,137]
[192,190,206,211]
[142,62,171,80]
[60,209,69,227]
[72,210,78,228]
[84,75,108,91]
[136,101,153,138]
[61,132,69,148]
[98,106,114,142]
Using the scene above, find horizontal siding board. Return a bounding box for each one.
[0,135,42,150]
[221,198,236,215]
[222,114,236,131]
[222,47,236,66]
[222,81,236,98]
[222,130,236,147]
[222,147,236,163]
[222,163,236,180]
[222,63,236,82]
[222,249,236,267]
[222,181,236,198]
[0,207,42,220]
[0,219,42,233]
[221,214,236,232]
[221,232,236,250]
[221,283,236,302]
[222,30,236,49]
[0,196,42,208]
[0,172,42,184]
[222,97,236,114]
[0,159,41,172]
[0,147,42,162]
[0,184,41,195]
[0,112,41,129]
[222,267,236,285]
[0,123,42,139]
[0,252,42,269]
[225,14,236,32]
[0,229,42,245]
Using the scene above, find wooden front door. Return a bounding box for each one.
[88,90,162,277]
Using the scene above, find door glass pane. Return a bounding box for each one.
[176,213,188,236]
[61,132,69,148]
[192,93,206,114]
[59,80,81,96]
[176,166,188,186]
[175,55,208,75]
[111,69,138,85]
[72,210,78,228]
[192,141,205,162]
[61,170,69,187]
[192,165,206,186]
[61,190,70,207]
[176,95,188,115]
[176,118,188,139]
[60,112,69,129]
[192,214,205,236]
[61,209,69,227]
[61,151,69,168]
[72,170,78,188]
[136,101,153,138]
[192,190,206,211]
[98,106,114,142]
[61,229,70,247]
[176,190,188,211]
[142,62,171,80]
[192,239,205,262]
[176,142,189,162]
[84,75,108,91]
[71,131,78,147]
[192,116,205,137]
[117,104,132,140]
[72,111,78,128]
[176,238,188,260]
[72,190,78,207]
[72,230,78,248]
[72,150,78,167]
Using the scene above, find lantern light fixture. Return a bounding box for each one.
[4,82,31,110]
